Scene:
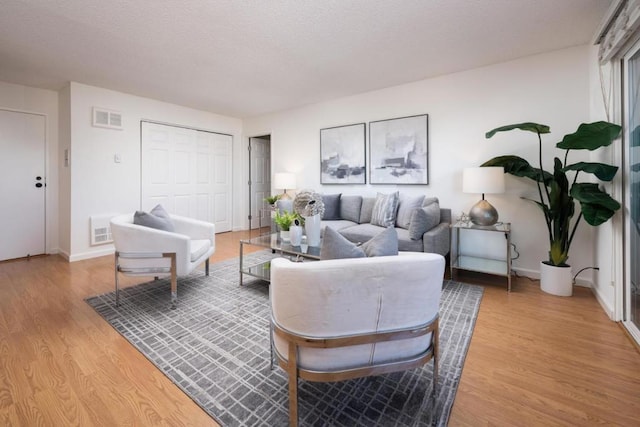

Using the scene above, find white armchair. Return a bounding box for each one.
[270,252,445,426]
[110,213,216,308]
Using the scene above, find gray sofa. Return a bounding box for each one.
[278,193,450,256]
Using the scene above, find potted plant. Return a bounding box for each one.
[482,121,622,296]
[264,194,281,209]
[273,210,299,241]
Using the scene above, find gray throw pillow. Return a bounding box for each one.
[320,227,366,260]
[361,227,399,257]
[321,193,342,220]
[359,197,376,224]
[408,199,440,240]
[395,194,426,229]
[134,204,175,232]
[340,195,363,223]
[370,192,399,227]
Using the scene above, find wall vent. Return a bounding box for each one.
[90,214,115,246]
[92,107,123,130]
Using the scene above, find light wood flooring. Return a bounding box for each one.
[0,230,638,426]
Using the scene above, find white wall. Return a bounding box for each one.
[0,81,59,255]
[244,45,598,280]
[65,82,243,261]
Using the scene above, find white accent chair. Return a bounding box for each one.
[110,213,215,308]
[270,252,444,426]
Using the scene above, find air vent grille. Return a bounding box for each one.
[92,107,123,130]
[90,214,115,246]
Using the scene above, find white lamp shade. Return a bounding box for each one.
[273,172,296,190]
[462,167,505,194]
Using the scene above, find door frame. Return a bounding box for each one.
[622,42,640,344]
[247,133,272,232]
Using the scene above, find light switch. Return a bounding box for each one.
[114,153,121,163]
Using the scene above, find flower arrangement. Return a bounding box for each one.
[293,190,325,217]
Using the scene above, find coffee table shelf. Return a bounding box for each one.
[239,233,320,285]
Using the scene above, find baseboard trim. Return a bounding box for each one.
[68,247,115,262]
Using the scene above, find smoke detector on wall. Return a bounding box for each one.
[92,107,123,130]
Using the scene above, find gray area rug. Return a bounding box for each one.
[86,251,483,426]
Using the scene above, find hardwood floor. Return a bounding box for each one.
[1,230,638,426]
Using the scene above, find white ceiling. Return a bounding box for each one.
[0,0,613,118]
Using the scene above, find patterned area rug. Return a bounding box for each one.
[86,251,483,426]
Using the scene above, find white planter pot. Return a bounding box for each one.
[540,262,573,297]
[280,230,290,242]
[289,225,303,246]
[304,214,321,247]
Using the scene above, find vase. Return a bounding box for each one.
[289,225,303,246]
[280,230,290,242]
[304,214,321,247]
[540,261,573,296]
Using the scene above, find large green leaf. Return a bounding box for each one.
[563,162,618,181]
[485,122,550,139]
[481,156,552,183]
[556,121,621,151]
[570,183,621,226]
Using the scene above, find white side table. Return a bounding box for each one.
[450,221,512,291]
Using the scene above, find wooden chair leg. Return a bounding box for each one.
[288,343,299,427]
[168,253,177,309]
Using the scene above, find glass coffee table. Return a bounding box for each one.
[239,233,321,285]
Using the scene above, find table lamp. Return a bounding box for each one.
[462,166,505,226]
[273,172,296,200]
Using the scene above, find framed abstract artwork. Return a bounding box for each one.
[369,114,429,185]
[320,122,366,184]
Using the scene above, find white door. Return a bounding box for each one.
[249,137,271,230]
[0,110,46,261]
[141,122,232,232]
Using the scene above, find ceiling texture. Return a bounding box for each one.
[0,0,613,118]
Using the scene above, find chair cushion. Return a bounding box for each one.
[134,204,175,232]
[320,227,366,260]
[370,192,399,227]
[190,239,211,262]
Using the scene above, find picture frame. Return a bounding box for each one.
[320,122,366,184]
[369,114,429,185]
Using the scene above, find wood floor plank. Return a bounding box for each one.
[0,230,638,426]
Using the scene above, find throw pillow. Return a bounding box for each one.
[395,194,426,229]
[370,192,399,227]
[320,227,366,260]
[321,193,342,220]
[408,199,440,240]
[134,204,175,232]
[340,195,363,223]
[361,227,399,257]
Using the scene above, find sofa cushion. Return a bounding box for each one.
[321,193,341,220]
[371,192,399,227]
[339,195,362,223]
[359,197,376,224]
[190,239,211,262]
[409,199,441,240]
[134,204,175,232]
[339,223,386,244]
[320,227,366,260]
[396,228,426,251]
[396,194,426,229]
[361,227,398,257]
[321,220,358,234]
